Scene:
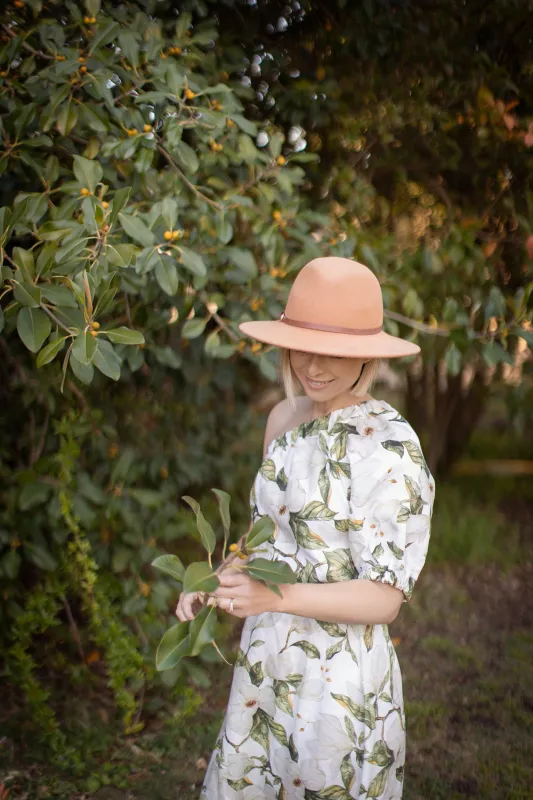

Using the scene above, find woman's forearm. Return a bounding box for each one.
[273,578,403,625]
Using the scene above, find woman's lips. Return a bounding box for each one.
[304,376,333,390]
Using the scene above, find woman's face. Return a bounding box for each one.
[289,350,367,401]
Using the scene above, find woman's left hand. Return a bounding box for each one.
[208,566,283,618]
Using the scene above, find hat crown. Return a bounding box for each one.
[285,257,383,330]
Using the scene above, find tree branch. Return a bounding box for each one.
[156,144,222,211]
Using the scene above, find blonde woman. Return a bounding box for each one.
[177,257,435,799]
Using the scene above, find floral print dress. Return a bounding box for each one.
[200,398,435,800]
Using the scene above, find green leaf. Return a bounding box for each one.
[245,557,297,585]
[175,141,199,173]
[267,715,289,747]
[103,327,145,345]
[36,336,67,367]
[108,187,131,226]
[56,101,78,136]
[229,114,258,136]
[182,496,216,554]
[212,488,231,539]
[189,604,217,657]
[246,516,275,549]
[290,640,321,659]
[89,20,121,54]
[155,622,190,671]
[93,339,121,380]
[183,562,219,594]
[513,325,533,346]
[366,766,392,798]
[341,753,356,792]
[17,308,51,353]
[297,501,337,521]
[182,317,208,339]
[118,212,155,246]
[225,246,257,279]
[151,554,185,582]
[12,247,35,281]
[381,440,405,458]
[331,693,376,730]
[178,246,207,277]
[72,330,97,365]
[40,284,78,308]
[14,282,41,307]
[155,258,179,296]
[70,353,94,384]
[73,154,103,194]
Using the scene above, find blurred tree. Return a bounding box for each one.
[205,0,533,472]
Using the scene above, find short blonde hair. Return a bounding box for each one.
[281,349,381,409]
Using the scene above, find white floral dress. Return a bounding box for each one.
[200,398,435,800]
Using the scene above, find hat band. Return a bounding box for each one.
[280,311,382,336]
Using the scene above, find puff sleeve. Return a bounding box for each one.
[341,416,435,604]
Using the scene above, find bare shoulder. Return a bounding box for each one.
[262,396,309,457]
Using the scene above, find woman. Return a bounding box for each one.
[177,257,435,799]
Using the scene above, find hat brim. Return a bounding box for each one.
[238,320,420,358]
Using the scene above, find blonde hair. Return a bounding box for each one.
[281,350,381,409]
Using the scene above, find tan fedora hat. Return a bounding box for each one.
[238,256,420,358]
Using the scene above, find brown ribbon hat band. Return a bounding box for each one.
[279,311,383,336]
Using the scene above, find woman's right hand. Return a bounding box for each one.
[175,590,206,622]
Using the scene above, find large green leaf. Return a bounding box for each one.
[155,622,190,671]
[182,496,216,554]
[73,155,103,193]
[155,258,179,296]
[189,604,217,657]
[93,339,121,380]
[178,246,207,277]
[245,557,297,585]
[36,336,67,367]
[183,562,219,594]
[246,516,275,549]
[118,212,155,246]
[151,554,185,582]
[14,282,41,307]
[72,330,98,365]
[17,308,51,353]
[102,327,145,345]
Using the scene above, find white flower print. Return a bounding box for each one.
[347,414,393,459]
[263,649,300,681]
[307,713,354,761]
[227,683,276,736]
[273,749,326,796]
[290,437,327,484]
[297,678,324,702]
[406,513,431,544]
[223,752,254,780]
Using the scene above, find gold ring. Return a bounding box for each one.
[229,598,234,613]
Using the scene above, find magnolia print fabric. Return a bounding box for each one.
[200,399,435,799]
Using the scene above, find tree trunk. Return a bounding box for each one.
[406,360,490,477]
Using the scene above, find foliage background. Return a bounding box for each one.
[1,0,532,796]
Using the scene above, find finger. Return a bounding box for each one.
[217,572,247,587]
[217,596,238,615]
[182,595,196,621]
[213,587,242,599]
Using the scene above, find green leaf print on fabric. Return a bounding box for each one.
[341,752,356,791]
[325,549,355,582]
[381,440,405,458]
[290,517,328,550]
[290,640,321,659]
[260,459,277,481]
[366,765,392,797]
[319,466,331,504]
[304,786,353,799]
[367,741,395,768]
[249,708,270,750]
[288,733,299,763]
[331,693,377,730]
[297,501,338,521]
[273,680,293,715]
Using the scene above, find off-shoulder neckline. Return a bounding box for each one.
[264,397,394,456]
